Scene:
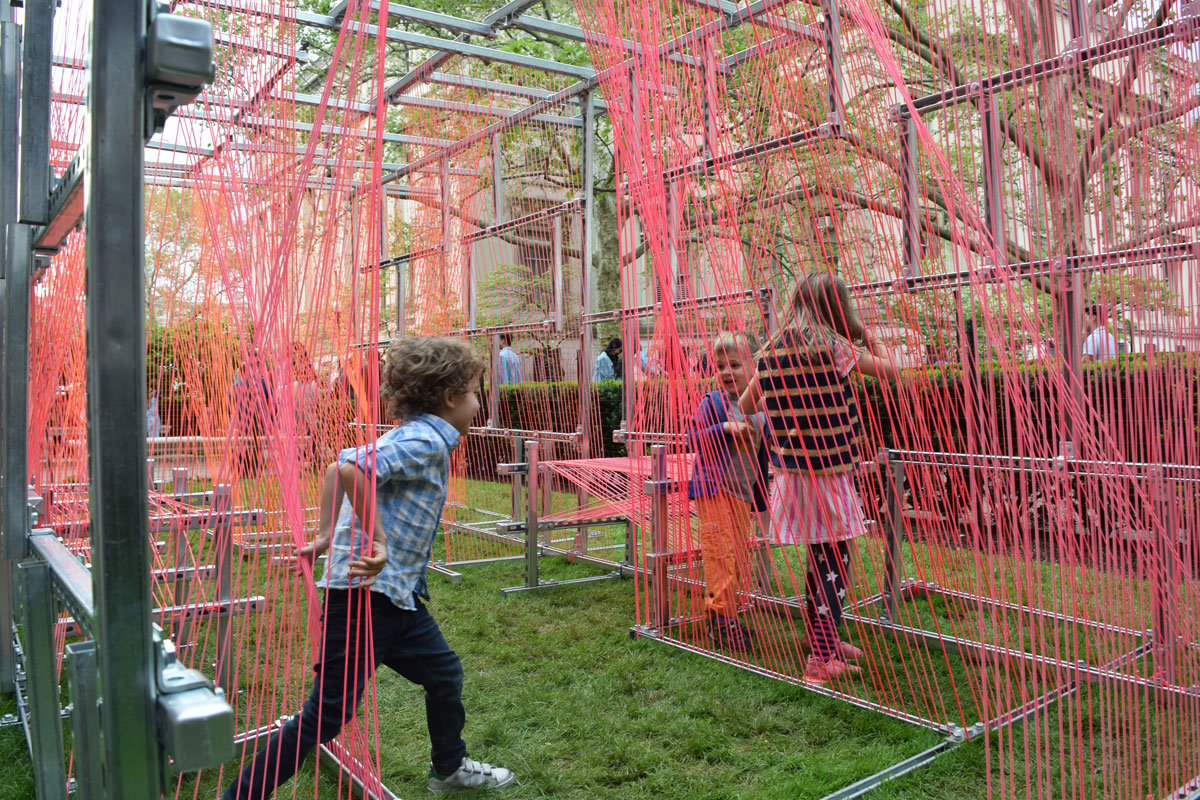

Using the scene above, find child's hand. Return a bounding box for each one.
[295,530,331,572]
[723,420,760,449]
[347,526,387,587]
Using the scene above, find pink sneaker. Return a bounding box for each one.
[804,655,862,683]
[801,637,865,662]
[836,641,865,662]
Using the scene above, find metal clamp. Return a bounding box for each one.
[643,479,680,496]
[496,462,528,476]
[144,3,215,137]
[153,627,234,775]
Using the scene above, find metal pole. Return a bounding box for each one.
[897,114,920,277]
[551,215,563,332]
[510,435,525,522]
[17,0,53,226]
[578,90,596,460]
[1152,466,1179,685]
[524,440,539,588]
[649,444,669,632]
[19,561,67,800]
[171,468,194,648]
[86,0,160,791]
[212,483,233,692]
[980,92,1005,265]
[0,17,22,694]
[880,450,906,624]
[440,156,450,301]
[820,0,845,128]
[66,640,103,800]
[467,246,476,329]
[491,132,504,225]
[488,333,501,426]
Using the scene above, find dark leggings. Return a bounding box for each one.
[805,540,851,661]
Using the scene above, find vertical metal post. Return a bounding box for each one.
[17,0,53,225]
[0,16,19,694]
[394,257,406,338]
[488,333,501,426]
[551,215,563,332]
[820,0,846,128]
[2,239,30,559]
[897,114,920,277]
[86,2,160,781]
[2,225,31,702]
[379,196,388,334]
[65,640,102,800]
[467,247,477,329]
[1055,259,1083,433]
[578,91,596,461]
[1068,0,1091,43]
[701,37,718,161]
[649,445,669,632]
[212,483,233,692]
[510,436,525,523]
[19,561,67,800]
[171,468,194,647]
[440,157,450,293]
[981,92,1005,265]
[666,179,682,300]
[1152,466,1179,685]
[879,450,906,624]
[523,441,539,589]
[491,132,504,225]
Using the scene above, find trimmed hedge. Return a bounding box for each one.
[489,355,1200,466]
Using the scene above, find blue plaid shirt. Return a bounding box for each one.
[319,414,460,610]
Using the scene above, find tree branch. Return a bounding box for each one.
[1076,0,1172,187]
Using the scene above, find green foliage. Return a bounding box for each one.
[492,379,627,457]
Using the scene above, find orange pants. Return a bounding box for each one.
[696,491,756,618]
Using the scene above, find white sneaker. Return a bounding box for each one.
[427,757,515,792]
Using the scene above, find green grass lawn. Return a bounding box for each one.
[1,474,1194,799]
[0,550,1006,800]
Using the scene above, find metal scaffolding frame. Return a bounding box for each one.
[2,0,1197,797]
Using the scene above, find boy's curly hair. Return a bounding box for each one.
[382,336,484,421]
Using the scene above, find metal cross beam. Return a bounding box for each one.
[383,0,806,181]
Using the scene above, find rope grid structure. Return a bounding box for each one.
[2,0,1199,798]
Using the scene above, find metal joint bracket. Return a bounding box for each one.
[144,4,216,137]
[153,626,234,775]
[643,479,680,496]
[26,488,44,526]
[496,462,528,476]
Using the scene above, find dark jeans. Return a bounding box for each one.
[221,588,467,800]
[805,540,851,661]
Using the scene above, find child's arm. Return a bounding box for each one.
[738,374,762,415]
[296,461,342,565]
[337,461,388,585]
[855,333,902,382]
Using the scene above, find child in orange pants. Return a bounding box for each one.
[688,332,769,651]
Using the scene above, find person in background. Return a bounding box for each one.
[740,271,902,684]
[593,337,623,381]
[1082,303,1118,363]
[147,387,163,438]
[498,333,523,385]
